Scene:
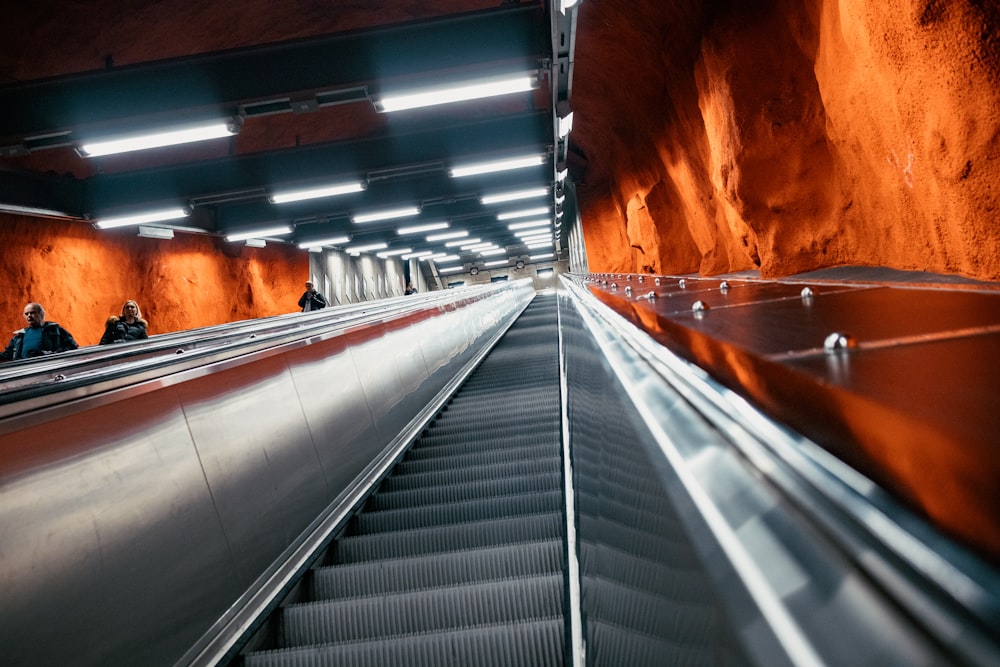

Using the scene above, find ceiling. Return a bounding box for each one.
[0,0,578,265]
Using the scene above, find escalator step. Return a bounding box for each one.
[312,540,564,600]
[417,421,558,441]
[281,575,564,647]
[394,443,558,475]
[380,457,562,492]
[404,435,559,461]
[369,471,562,511]
[244,618,565,667]
[331,513,563,563]
[351,490,564,534]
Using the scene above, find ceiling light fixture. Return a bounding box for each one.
[397,222,449,234]
[446,237,480,247]
[401,250,433,260]
[352,206,421,224]
[374,73,537,112]
[376,247,413,258]
[136,226,174,240]
[480,187,549,205]
[497,207,550,221]
[298,234,350,249]
[484,259,509,267]
[450,154,545,178]
[462,242,496,251]
[530,252,555,260]
[439,266,465,274]
[224,224,293,242]
[480,248,507,256]
[558,112,574,138]
[95,206,190,230]
[0,203,72,218]
[270,181,366,204]
[508,219,551,231]
[78,119,239,157]
[244,239,266,248]
[345,241,388,255]
[426,230,468,242]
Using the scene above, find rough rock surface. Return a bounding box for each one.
[572,0,1000,280]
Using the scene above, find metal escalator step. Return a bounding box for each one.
[352,490,564,534]
[394,443,558,475]
[582,576,720,646]
[418,420,558,440]
[429,407,560,431]
[585,619,726,667]
[369,471,562,511]
[244,617,565,667]
[312,540,564,600]
[380,457,562,492]
[404,435,560,460]
[281,575,564,647]
[331,513,564,563]
[576,492,686,536]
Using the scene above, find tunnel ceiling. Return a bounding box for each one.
[0,1,576,258]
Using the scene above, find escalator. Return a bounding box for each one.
[238,293,571,665]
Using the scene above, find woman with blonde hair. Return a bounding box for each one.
[99,300,148,344]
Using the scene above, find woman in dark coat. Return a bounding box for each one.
[100,299,149,344]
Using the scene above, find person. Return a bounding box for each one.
[404,282,418,295]
[298,281,328,312]
[99,299,149,344]
[0,302,79,361]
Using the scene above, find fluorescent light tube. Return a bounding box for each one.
[376,247,413,258]
[402,251,433,260]
[426,230,468,242]
[450,154,545,178]
[270,181,366,204]
[95,207,189,229]
[298,235,350,249]
[225,225,292,242]
[446,237,479,247]
[421,253,448,261]
[462,242,496,251]
[244,239,266,248]
[530,252,555,260]
[376,74,536,112]
[480,187,549,205]
[0,203,72,218]
[352,206,420,224]
[508,219,551,231]
[497,207,550,221]
[78,120,238,157]
[480,248,507,256]
[433,254,461,263]
[397,222,449,234]
[484,259,509,267]
[345,241,388,254]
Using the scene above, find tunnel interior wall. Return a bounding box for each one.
[571,0,1000,281]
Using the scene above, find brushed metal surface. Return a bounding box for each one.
[0,280,534,667]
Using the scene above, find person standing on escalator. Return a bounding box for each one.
[99,300,149,344]
[298,281,328,312]
[0,302,79,361]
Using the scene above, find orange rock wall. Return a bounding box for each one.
[573,0,1000,280]
[0,216,306,347]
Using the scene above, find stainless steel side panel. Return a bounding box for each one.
[0,280,534,667]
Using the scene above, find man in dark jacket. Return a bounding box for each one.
[0,302,79,361]
[298,281,328,312]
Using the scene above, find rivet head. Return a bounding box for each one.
[624,285,632,294]
[678,278,687,288]
[720,281,730,292]
[610,283,618,291]
[654,277,661,285]
[647,291,656,300]
[638,276,644,282]
[824,332,857,352]
[801,286,815,299]
[692,300,709,312]
[53,374,66,382]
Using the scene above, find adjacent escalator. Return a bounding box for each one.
[239,293,568,666]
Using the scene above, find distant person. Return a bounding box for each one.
[100,300,149,344]
[404,282,418,295]
[0,302,79,361]
[298,281,328,312]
